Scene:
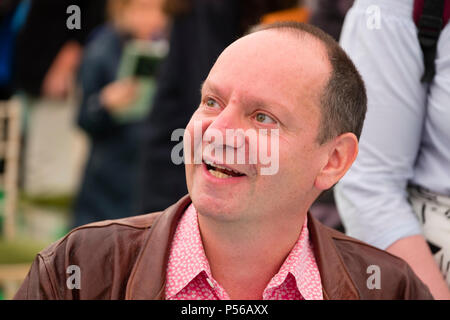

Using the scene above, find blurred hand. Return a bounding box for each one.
[100,78,138,112]
[42,41,82,100]
[42,67,73,100]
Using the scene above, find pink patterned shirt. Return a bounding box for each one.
[165,204,323,300]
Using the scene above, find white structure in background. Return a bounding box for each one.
[23,97,87,198]
[0,99,21,240]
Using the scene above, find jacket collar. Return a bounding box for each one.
[125,195,360,300]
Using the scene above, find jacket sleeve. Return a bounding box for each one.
[403,264,434,300]
[13,254,58,300]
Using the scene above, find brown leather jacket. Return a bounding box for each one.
[14,195,433,300]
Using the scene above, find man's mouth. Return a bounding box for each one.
[204,160,246,179]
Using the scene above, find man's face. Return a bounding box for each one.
[184,30,332,223]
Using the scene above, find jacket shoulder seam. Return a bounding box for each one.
[36,253,60,299]
[331,235,407,264]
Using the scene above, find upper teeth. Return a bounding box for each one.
[204,159,242,175]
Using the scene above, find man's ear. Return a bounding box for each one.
[314,132,359,191]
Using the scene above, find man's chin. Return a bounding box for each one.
[190,192,243,222]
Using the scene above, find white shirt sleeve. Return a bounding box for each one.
[334,0,427,249]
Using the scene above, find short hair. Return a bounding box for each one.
[252,22,367,144]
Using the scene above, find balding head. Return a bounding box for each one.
[251,22,367,144]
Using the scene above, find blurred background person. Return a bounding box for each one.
[335,0,450,298]
[137,0,304,214]
[73,0,168,226]
[15,0,106,100]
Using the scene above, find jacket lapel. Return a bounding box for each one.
[125,195,192,299]
[307,213,360,300]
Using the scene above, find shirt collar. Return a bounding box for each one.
[263,215,323,300]
[165,203,322,300]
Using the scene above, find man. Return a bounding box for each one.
[14,22,432,300]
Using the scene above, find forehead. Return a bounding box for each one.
[205,30,331,114]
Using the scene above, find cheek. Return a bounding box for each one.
[183,124,194,152]
[183,115,208,186]
[184,116,205,160]
[183,124,198,179]
[183,131,196,193]
[278,145,320,190]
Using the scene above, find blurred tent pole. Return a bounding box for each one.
[0,98,21,241]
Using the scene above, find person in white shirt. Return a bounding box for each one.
[334,0,450,299]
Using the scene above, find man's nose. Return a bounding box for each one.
[203,103,245,149]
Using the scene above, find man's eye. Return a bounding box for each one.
[255,113,276,124]
[205,98,220,109]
